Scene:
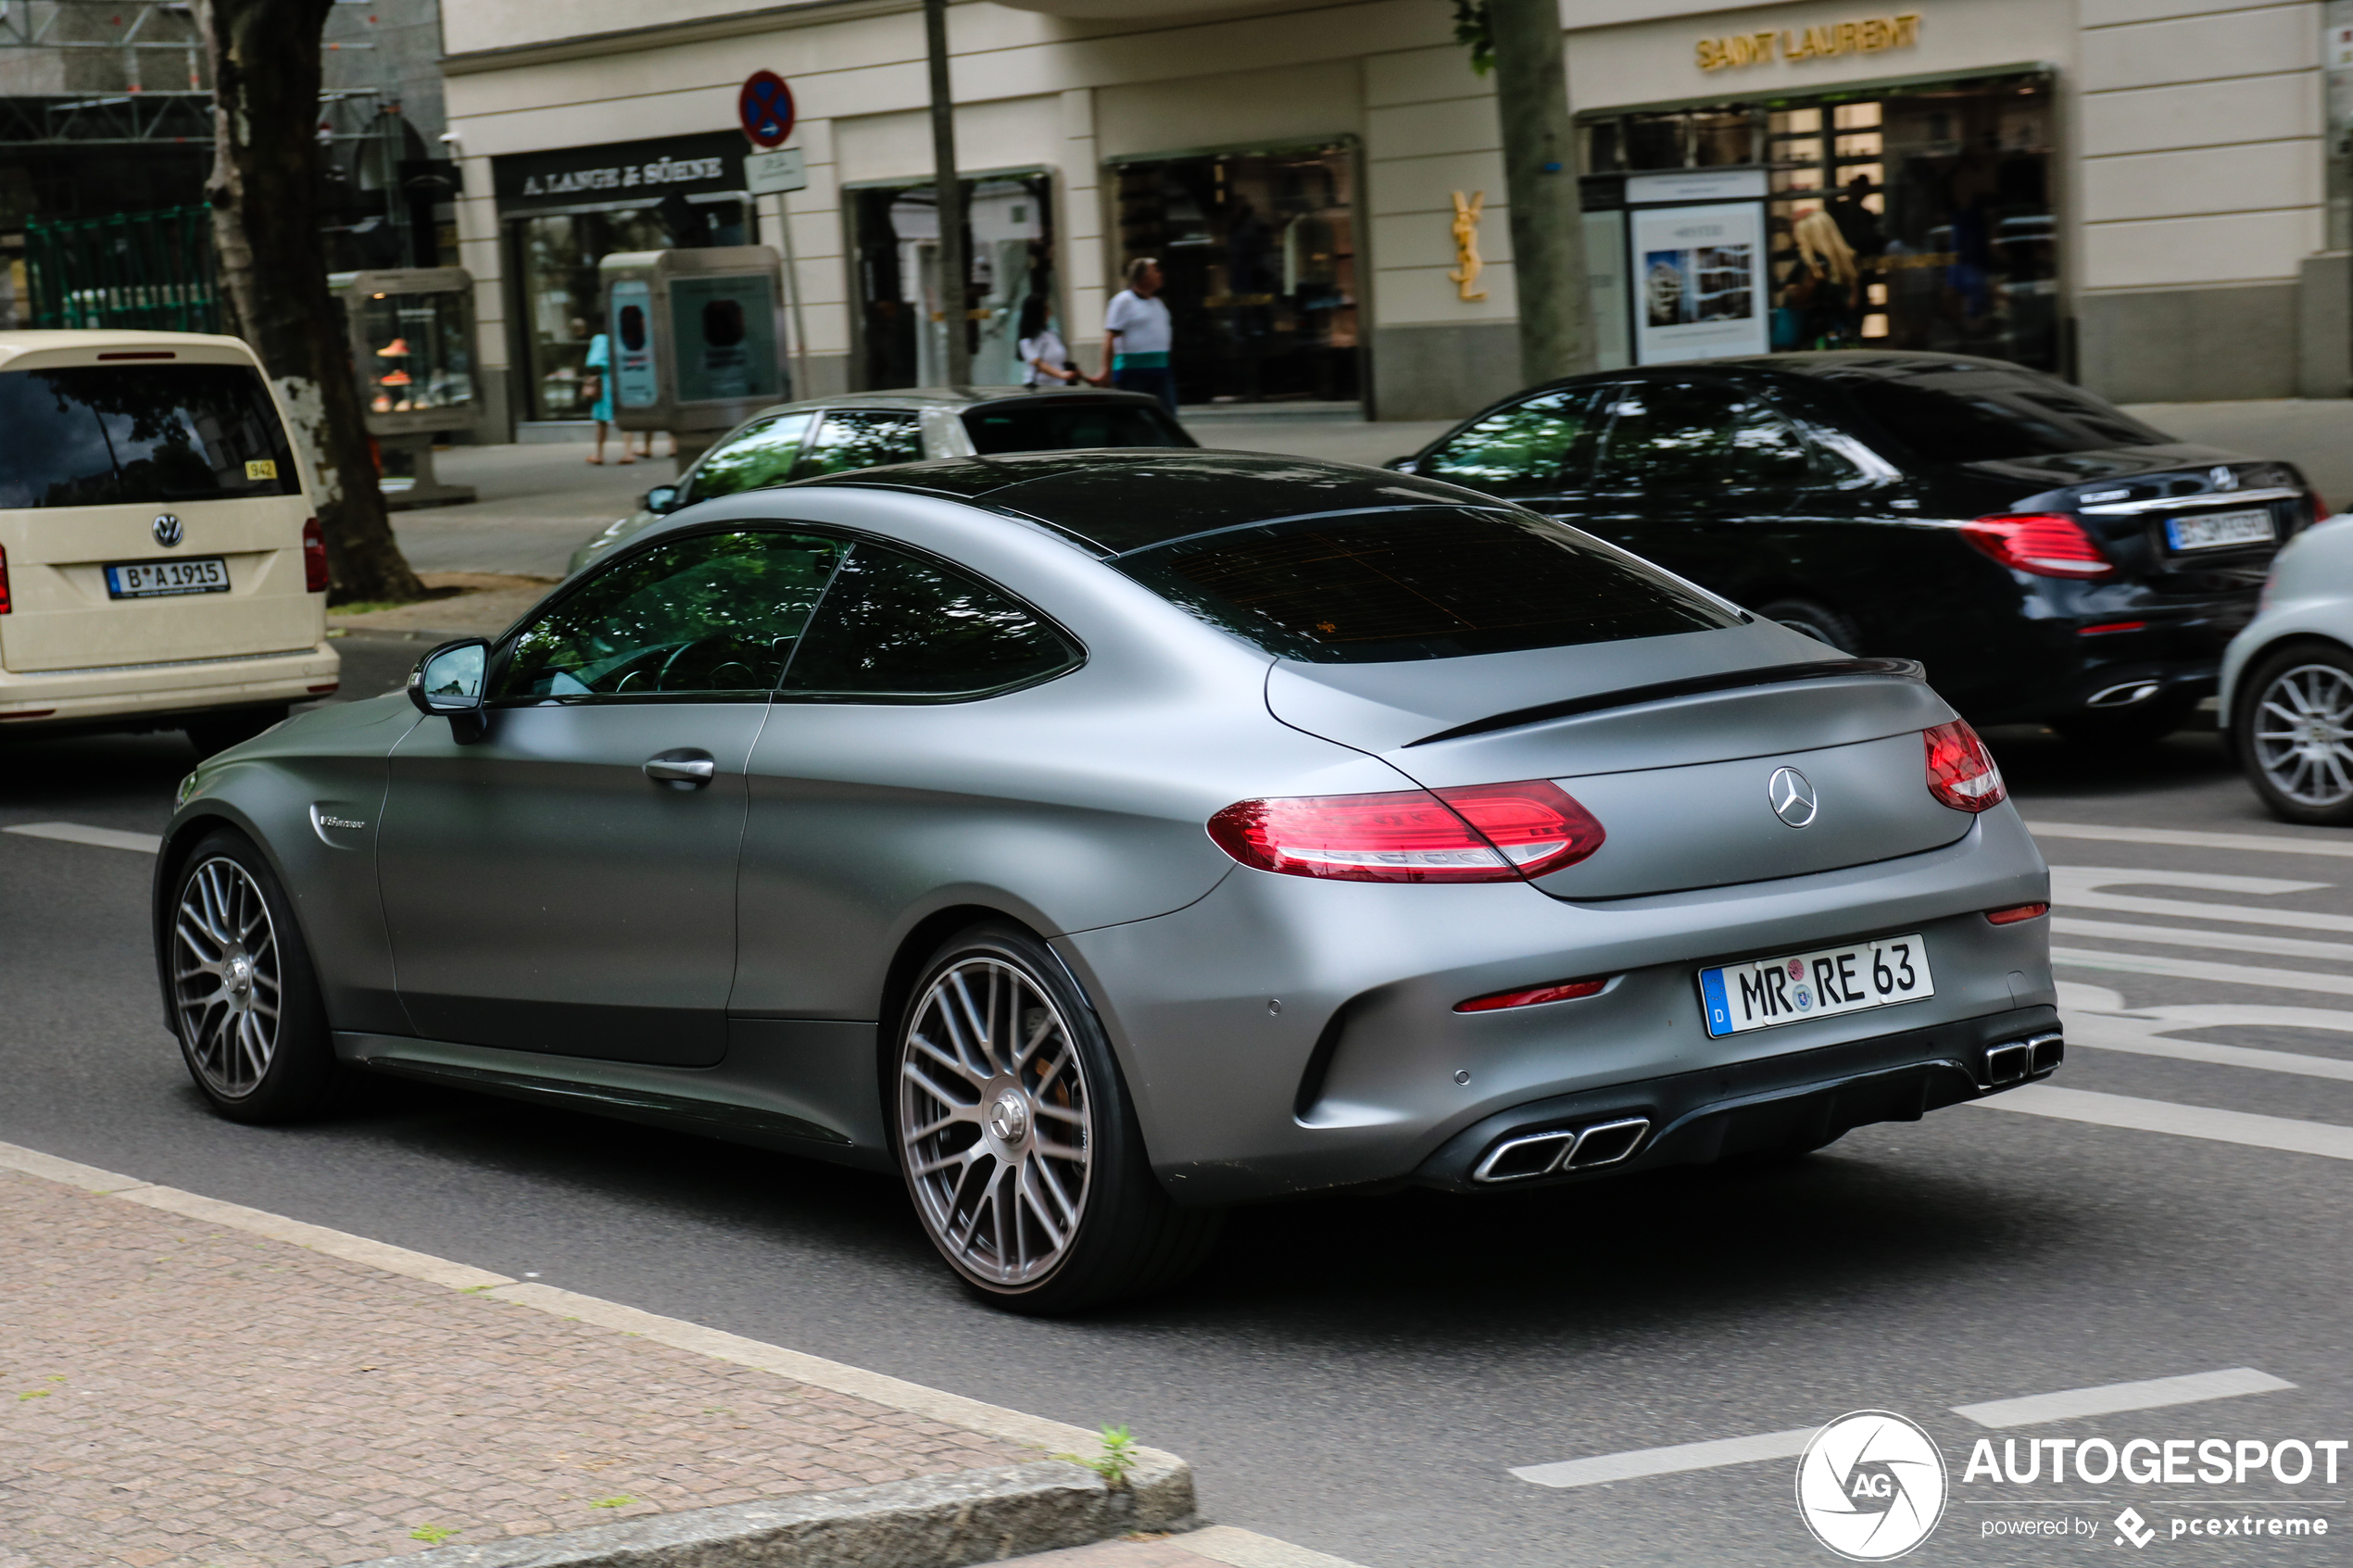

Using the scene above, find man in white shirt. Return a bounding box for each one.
[1096,256,1176,413]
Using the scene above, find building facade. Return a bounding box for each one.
[441,0,2352,433]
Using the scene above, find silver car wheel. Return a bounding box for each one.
[899,956,1093,1288]
[172,856,282,1098]
[2252,662,2353,807]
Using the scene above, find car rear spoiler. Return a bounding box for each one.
[1406,657,1928,747]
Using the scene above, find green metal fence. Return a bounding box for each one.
[24,207,222,333]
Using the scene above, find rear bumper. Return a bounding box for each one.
[0,643,340,731]
[1413,1005,2060,1193]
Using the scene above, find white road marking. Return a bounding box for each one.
[2028,822,2353,859]
[2058,981,2128,1013]
[2054,915,2353,964]
[2068,1014,2353,1085]
[2049,866,2353,934]
[3,821,162,854]
[1951,1368,2294,1429]
[1971,1084,2353,1161]
[2054,947,2353,998]
[1509,1428,1818,1488]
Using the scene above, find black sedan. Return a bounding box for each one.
[1391,351,2327,744]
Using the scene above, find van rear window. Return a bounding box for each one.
[0,364,300,509]
[1113,506,1741,663]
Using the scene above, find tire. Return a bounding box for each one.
[2050,689,2199,750]
[2235,642,2353,826]
[1755,598,1860,654]
[166,830,343,1123]
[185,705,288,759]
[891,922,1223,1314]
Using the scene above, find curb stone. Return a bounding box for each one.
[0,1138,1196,1567]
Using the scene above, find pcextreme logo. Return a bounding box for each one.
[1796,1411,1949,1561]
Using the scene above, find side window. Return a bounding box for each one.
[1419,389,1599,496]
[497,530,843,701]
[682,412,815,505]
[781,543,1079,699]
[792,410,925,478]
[1591,381,1812,492]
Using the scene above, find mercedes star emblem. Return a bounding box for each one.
[1768,766,1818,828]
[152,513,183,547]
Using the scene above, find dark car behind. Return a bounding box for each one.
[1393,352,2326,743]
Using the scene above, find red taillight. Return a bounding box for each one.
[1455,977,1608,1012]
[1960,513,2115,579]
[1924,720,2007,813]
[2077,621,2145,635]
[302,517,330,594]
[0,542,9,614]
[1206,779,1605,884]
[1985,902,2048,925]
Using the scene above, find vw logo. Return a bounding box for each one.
[152,513,183,547]
[2209,465,2237,492]
[1768,766,1818,828]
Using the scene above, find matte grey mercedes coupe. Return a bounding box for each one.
[154,451,2058,1312]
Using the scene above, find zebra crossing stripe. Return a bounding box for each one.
[2067,1015,2353,1085]
[1970,1085,2353,1161]
[2027,822,2353,859]
[2052,915,2353,965]
[2053,947,2353,997]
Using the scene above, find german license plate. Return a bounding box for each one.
[1699,934,1932,1037]
[2165,508,2272,552]
[106,557,229,598]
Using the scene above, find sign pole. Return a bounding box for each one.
[775,192,812,400]
[923,0,970,387]
[737,71,812,399]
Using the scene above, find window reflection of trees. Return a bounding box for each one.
[683,413,816,505]
[500,531,843,700]
[0,367,294,508]
[1422,391,1598,494]
[782,544,1077,697]
[795,412,924,478]
[1594,383,1809,491]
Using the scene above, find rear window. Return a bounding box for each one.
[1113,507,1741,663]
[962,400,1192,456]
[0,363,300,509]
[1829,368,2170,465]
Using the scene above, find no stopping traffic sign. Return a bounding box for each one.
[739,71,795,148]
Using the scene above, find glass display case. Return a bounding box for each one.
[332,268,481,436]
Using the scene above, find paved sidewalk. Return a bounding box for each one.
[0,1149,1193,1568]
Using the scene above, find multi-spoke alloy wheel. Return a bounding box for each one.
[2252,662,2353,808]
[899,953,1093,1289]
[173,856,283,1099]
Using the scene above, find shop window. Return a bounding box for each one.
[1106,144,1358,406]
[849,174,1054,392]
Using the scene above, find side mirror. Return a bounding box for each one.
[644,484,681,514]
[406,636,490,743]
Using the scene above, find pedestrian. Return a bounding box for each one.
[582,316,635,466]
[1097,257,1176,414]
[1018,295,1080,389]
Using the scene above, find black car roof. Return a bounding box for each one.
[798,449,1492,556]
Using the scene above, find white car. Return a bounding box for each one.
[0,329,338,753]
[2221,509,2353,823]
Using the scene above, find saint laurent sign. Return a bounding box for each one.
[1696,14,1921,72]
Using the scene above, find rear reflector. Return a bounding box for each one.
[0,542,9,614]
[1455,977,1608,1013]
[1924,719,2007,813]
[1207,779,1604,884]
[307,683,340,696]
[2078,621,2145,635]
[302,517,330,594]
[1984,902,2049,925]
[0,710,56,721]
[1960,513,2115,580]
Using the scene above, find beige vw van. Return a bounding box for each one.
[0,330,339,753]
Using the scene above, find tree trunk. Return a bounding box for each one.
[1487,0,1593,385]
[198,0,423,604]
[924,0,971,387]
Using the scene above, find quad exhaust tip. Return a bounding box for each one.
[1984,1030,2064,1087]
[1472,1116,1652,1184]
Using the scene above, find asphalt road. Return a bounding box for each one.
[5,656,2351,1565]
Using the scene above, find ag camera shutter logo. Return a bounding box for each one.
[1796,1411,1947,1561]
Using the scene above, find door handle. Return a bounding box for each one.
[644,751,716,787]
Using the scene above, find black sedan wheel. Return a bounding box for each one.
[169,830,342,1122]
[893,922,1221,1313]
[2240,644,2353,825]
[1755,599,1859,655]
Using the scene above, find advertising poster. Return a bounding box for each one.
[610,279,659,409]
[1629,200,1769,364]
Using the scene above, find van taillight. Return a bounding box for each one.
[1959,513,2114,579]
[0,543,9,614]
[1925,720,2007,812]
[302,517,330,594]
[1207,780,1604,884]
